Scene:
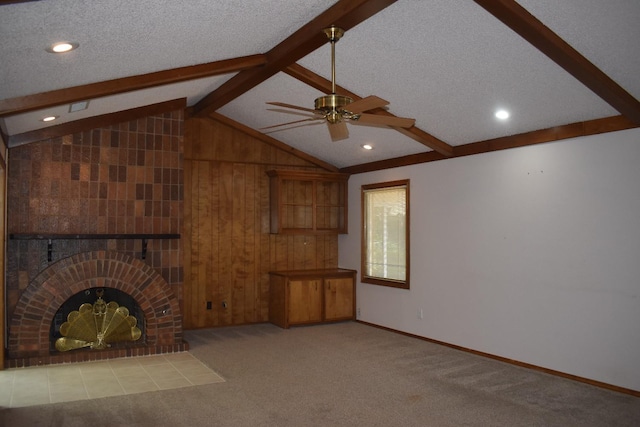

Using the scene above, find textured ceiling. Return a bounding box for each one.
[0,0,337,98]
[1,0,638,169]
[518,0,640,98]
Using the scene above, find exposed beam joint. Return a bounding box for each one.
[190,0,397,118]
[474,0,640,124]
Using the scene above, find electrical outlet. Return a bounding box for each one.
[206,301,212,310]
[357,307,361,318]
[417,308,423,319]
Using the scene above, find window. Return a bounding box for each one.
[361,180,409,289]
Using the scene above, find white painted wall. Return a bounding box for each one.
[339,128,640,391]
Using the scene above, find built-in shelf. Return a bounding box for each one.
[266,170,349,235]
[9,233,181,261]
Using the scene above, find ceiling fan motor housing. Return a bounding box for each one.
[315,94,354,123]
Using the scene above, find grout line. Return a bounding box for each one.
[45,366,53,406]
[142,360,163,390]
[149,355,192,388]
[169,354,201,386]
[6,370,17,408]
[109,359,126,395]
[78,364,90,402]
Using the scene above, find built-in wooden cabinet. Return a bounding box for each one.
[267,170,349,234]
[287,278,323,324]
[269,269,356,328]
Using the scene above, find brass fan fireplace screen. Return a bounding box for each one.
[55,289,142,352]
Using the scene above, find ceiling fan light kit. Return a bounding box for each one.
[264,26,415,141]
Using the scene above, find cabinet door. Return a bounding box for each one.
[288,279,322,324]
[324,277,354,321]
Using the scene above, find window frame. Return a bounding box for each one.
[361,179,410,289]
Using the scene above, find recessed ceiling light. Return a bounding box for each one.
[495,109,510,120]
[42,115,58,122]
[362,144,373,150]
[46,42,79,54]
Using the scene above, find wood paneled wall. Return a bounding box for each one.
[183,118,338,329]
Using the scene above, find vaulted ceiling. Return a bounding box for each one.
[1,0,639,172]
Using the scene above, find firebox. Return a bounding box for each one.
[51,287,145,352]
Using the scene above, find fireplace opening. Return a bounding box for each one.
[50,287,146,352]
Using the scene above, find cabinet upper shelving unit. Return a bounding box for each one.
[267,170,349,235]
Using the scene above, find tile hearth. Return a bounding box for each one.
[0,352,224,408]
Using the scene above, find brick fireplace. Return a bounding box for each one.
[8,250,185,367]
[5,106,186,367]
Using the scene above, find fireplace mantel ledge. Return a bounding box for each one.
[9,233,180,240]
[9,233,180,260]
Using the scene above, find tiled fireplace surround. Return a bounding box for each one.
[6,109,186,368]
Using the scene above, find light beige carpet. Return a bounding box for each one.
[1,322,638,426]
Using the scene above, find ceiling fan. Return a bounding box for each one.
[263,26,416,141]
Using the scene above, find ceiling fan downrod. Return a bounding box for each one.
[323,25,343,95]
[315,26,354,123]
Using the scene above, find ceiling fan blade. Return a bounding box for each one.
[260,117,322,130]
[267,108,319,118]
[355,113,415,128]
[266,101,317,113]
[262,120,325,135]
[328,121,349,141]
[345,95,389,113]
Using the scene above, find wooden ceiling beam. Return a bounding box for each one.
[284,63,454,157]
[0,55,266,117]
[0,1,40,4]
[8,98,186,148]
[190,0,398,118]
[284,63,356,98]
[341,115,639,174]
[474,0,640,124]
